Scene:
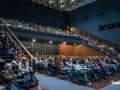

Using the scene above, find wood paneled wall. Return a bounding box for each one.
[58,44,104,56]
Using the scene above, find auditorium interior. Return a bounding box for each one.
[0,0,120,90]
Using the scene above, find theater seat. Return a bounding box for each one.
[11,83,19,90]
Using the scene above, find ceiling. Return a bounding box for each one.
[31,0,97,11]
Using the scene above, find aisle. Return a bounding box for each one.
[36,72,120,90]
[35,72,94,90]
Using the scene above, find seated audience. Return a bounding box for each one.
[1,63,18,89]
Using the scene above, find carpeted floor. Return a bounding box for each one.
[36,73,94,90]
[35,72,120,90]
[35,72,94,90]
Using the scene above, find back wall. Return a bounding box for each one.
[69,0,120,45]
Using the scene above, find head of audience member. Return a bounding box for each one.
[16,52,23,61]
[4,63,12,72]
[73,59,77,65]
[22,57,28,65]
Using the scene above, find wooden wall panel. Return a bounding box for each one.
[58,44,104,56]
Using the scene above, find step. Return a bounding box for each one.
[0,40,6,41]
[0,47,7,48]
[0,50,8,52]
[0,55,11,57]
[0,52,8,54]
[0,38,7,40]
[0,40,7,42]
[3,59,13,63]
[0,56,12,59]
[1,43,6,44]
[0,53,11,56]
[0,53,9,55]
[0,47,7,49]
[0,52,8,53]
[0,43,6,44]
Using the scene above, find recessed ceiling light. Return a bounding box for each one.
[63,42,66,45]
[49,41,52,44]
[32,39,36,42]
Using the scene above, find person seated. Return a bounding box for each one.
[109,58,118,74]
[34,56,39,71]
[15,52,23,61]
[58,58,71,74]
[95,58,109,77]
[0,58,5,89]
[12,55,38,87]
[70,60,91,85]
[0,41,2,49]
[1,32,6,39]
[66,58,73,68]
[18,57,30,82]
[1,63,18,89]
[92,62,106,81]
[38,56,48,74]
[11,57,19,74]
[0,58,5,71]
[96,59,103,67]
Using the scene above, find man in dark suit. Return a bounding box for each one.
[1,63,18,89]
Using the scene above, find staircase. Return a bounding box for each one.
[0,35,13,63]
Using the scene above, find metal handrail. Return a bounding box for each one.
[6,26,34,59]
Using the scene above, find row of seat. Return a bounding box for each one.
[0,25,38,90]
[1,17,119,57]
